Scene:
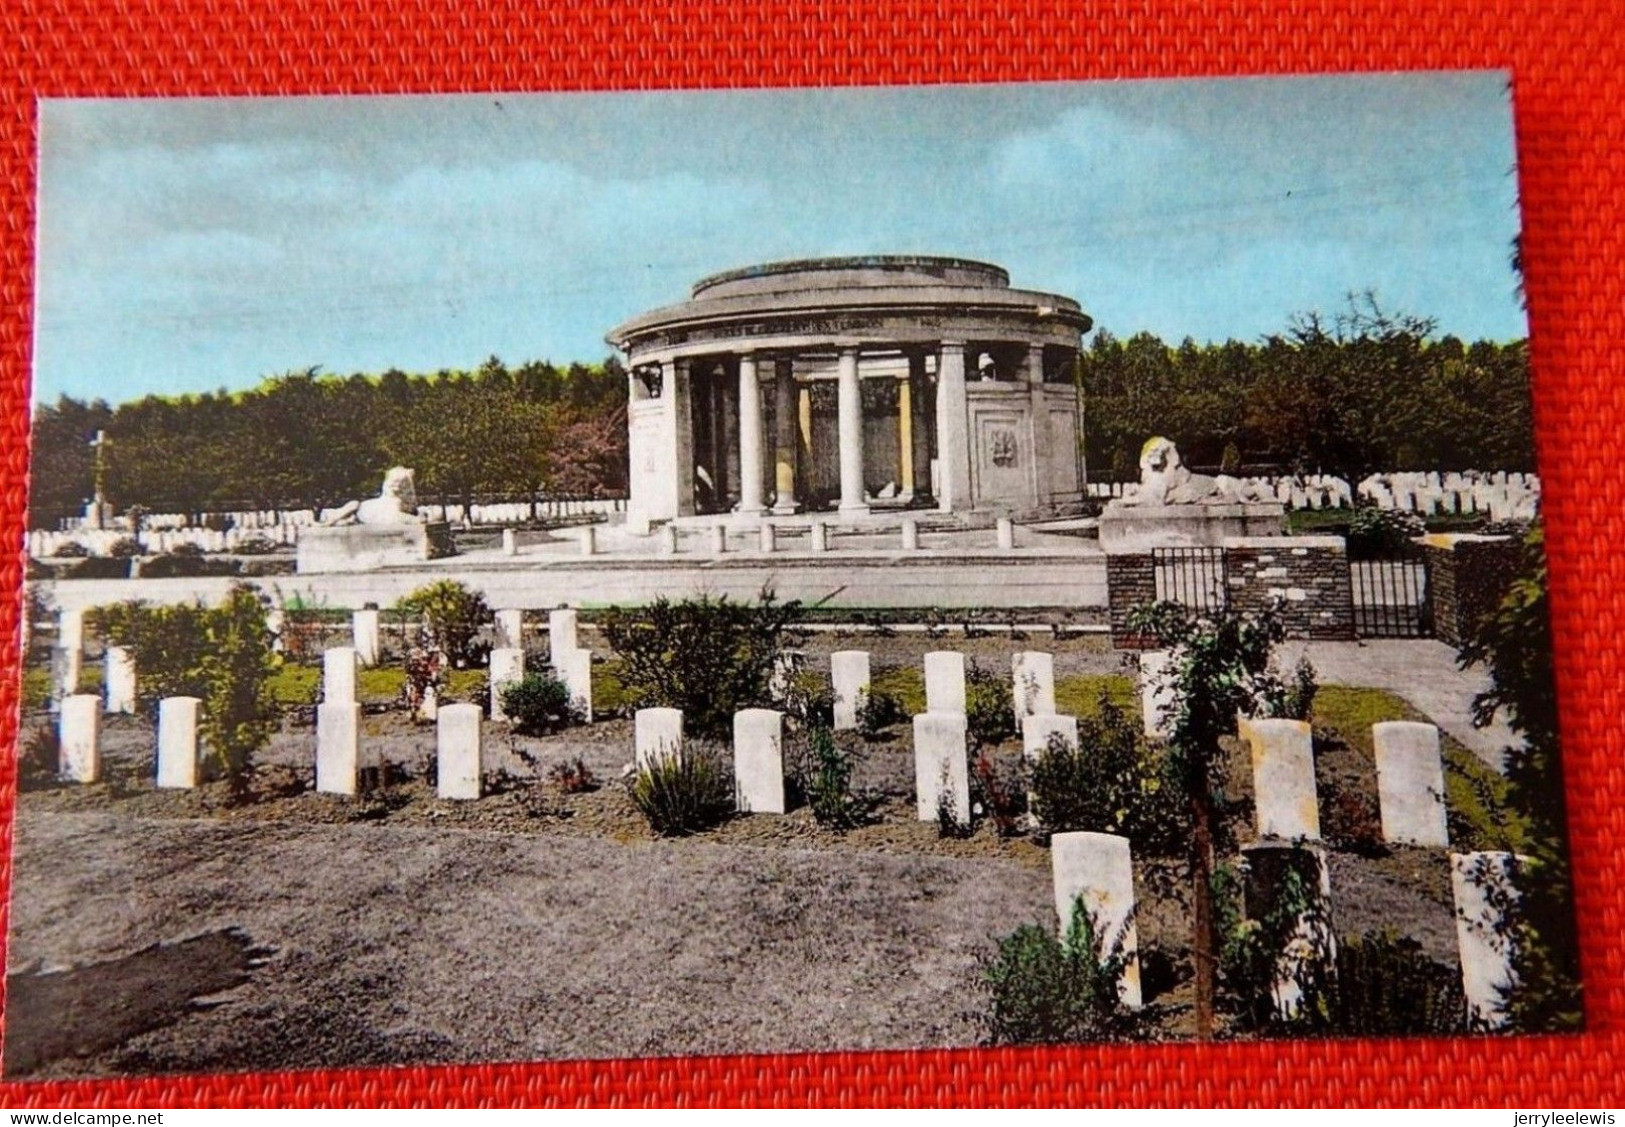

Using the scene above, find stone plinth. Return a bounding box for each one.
[1097,500,1285,553]
[296,521,454,574]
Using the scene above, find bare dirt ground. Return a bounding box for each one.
[5,631,1467,1079]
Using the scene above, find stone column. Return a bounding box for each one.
[772,357,800,514]
[908,351,932,499]
[1027,341,1051,509]
[897,375,915,501]
[836,347,868,514]
[936,340,971,512]
[736,353,766,515]
[665,358,696,518]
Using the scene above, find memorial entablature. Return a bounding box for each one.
[606,256,1091,527]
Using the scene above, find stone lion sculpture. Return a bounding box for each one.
[1121,437,1266,506]
[324,466,423,526]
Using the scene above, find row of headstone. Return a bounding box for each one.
[828,649,1058,733]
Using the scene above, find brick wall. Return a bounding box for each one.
[1224,535,1356,640]
[1421,533,1522,646]
[1105,552,1156,648]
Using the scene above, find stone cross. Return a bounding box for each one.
[733,708,785,814]
[1051,831,1143,1008]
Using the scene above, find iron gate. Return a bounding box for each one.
[1152,546,1229,613]
[1350,548,1433,638]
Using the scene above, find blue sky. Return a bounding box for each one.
[33,72,1524,406]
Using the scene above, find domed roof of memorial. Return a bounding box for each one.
[608,254,1090,350]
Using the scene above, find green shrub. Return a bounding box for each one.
[196,585,280,801]
[54,540,90,558]
[234,535,278,555]
[600,591,805,738]
[140,553,239,579]
[1347,506,1425,558]
[500,671,582,735]
[855,686,905,740]
[965,660,1016,749]
[1330,930,1469,1036]
[170,541,206,558]
[978,895,1132,1045]
[547,755,598,794]
[396,580,490,667]
[1029,694,1186,854]
[108,536,143,558]
[629,746,734,836]
[790,723,874,830]
[90,599,214,708]
[970,750,1026,838]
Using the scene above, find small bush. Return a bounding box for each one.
[140,553,240,579]
[601,591,805,738]
[234,535,278,555]
[170,541,207,558]
[54,541,90,558]
[1330,930,1469,1036]
[971,751,1026,838]
[68,557,135,579]
[547,755,598,794]
[196,584,280,802]
[396,580,490,667]
[1029,695,1186,854]
[966,660,1016,749]
[108,536,143,558]
[1347,506,1425,558]
[18,725,58,789]
[629,746,734,836]
[937,782,972,839]
[791,723,874,830]
[978,895,1132,1045]
[400,646,445,718]
[500,671,581,735]
[855,687,905,740]
[1256,656,1319,721]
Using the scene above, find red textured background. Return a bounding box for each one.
[0,0,1619,1108]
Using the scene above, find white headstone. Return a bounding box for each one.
[549,608,579,655]
[996,517,1015,550]
[489,647,525,722]
[352,609,381,667]
[316,700,362,796]
[1451,850,1521,1030]
[733,708,785,814]
[1139,650,1176,739]
[1051,831,1143,1008]
[156,696,202,788]
[58,607,84,655]
[924,651,966,714]
[1373,721,1450,847]
[830,650,871,731]
[579,525,596,556]
[1022,712,1079,765]
[104,646,136,714]
[436,702,483,800]
[494,608,524,651]
[323,646,358,704]
[769,649,806,704]
[1012,651,1055,720]
[1246,718,1320,841]
[553,647,593,721]
[913,711,970,826]
[1242,841,1335,1021]
[59,693,101,783]
[635,707,684,769]
[501,528,517,556]
[901,519,919,551]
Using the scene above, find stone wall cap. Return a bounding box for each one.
[1421,532,1516,548]
[1224,534,1346,550]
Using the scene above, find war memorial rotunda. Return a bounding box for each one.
[607,256,1092,530]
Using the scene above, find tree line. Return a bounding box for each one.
[28,356,630,527]
[1081,296,1534,482]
